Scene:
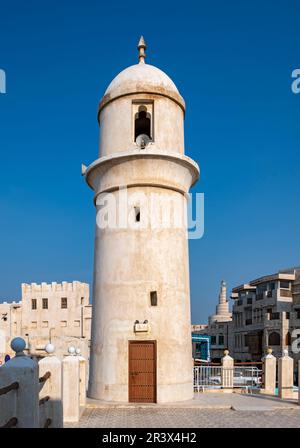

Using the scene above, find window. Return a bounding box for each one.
[42,298,48,309]
[150,291,158,306]
[81,297,84,305]
[61,297,67,309]
[211,336,217,345]
[74,320,80,327]
[31,321,37,329]
[285,332,291,346]
[280,281,290,289]
[218,334,224,346]
[256,284,267,300]
[42,321,48,328]
[32,299,37,310]
[135,105,151,141]
[60,321,67,327]
[269,331,280,346]
[134,206,140,222]
[195,343,202,358]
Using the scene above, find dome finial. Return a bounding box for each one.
[137,36,146,64]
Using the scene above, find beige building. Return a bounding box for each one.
[196,267,300,368]
[231,267,300,363]
[0,281,91,362]
[84,37,199,403]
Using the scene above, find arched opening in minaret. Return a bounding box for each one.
[135,106,151,141]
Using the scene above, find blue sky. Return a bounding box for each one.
[0,0,299,323]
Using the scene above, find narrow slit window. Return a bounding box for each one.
[150,291,158,306]
[134,206,140,222]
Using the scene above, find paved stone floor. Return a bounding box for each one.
[67,407,300,428]
[67,393,300,428]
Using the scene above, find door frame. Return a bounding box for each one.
[128,340,157,403]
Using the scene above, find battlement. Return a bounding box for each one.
[21,281,89,295]
[0,300,21,307]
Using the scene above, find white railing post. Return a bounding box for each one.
[38,343,63,428]
[62,346,80,423]
[262,348,276,395]
[75,348,87,407]
[221,350,234,390]
[0,337,39,428]
[278,349,294,399]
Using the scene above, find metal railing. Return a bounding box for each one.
[194,366,262,392]
[233,367,262,388]
[194,366,222,392]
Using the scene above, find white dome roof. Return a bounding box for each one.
[99,62,185,113]
[105,63,180,96]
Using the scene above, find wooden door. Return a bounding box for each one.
[128,341,156,403]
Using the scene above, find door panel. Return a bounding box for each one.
[128,341,156,403]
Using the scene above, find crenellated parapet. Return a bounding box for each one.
[21,281,89,296]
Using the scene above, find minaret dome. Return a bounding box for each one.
[96,37,187,159]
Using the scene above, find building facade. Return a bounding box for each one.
[85,37,199,403]
[0,281,91,362]
[195,267,300,366]
[231,267,300,362]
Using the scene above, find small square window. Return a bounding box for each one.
[150,291,158,306]
[32,299,37,310]
[42,298,48,309]
[60,321,67,327]
[42,321,48,328]
[31,321,37,329]
[74,320,80,327]
[61,297,67,309]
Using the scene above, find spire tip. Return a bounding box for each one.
[137,36,146,63]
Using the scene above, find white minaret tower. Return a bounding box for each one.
[209,280,232,324]
[84,37,199,403]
